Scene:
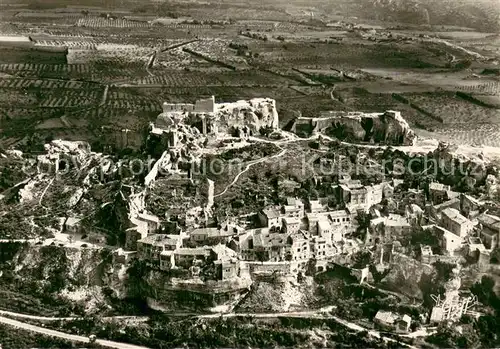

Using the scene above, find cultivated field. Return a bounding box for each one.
[0,77,100,89]
[416,124,500,148]
[76,17,151,28]
[0,0,498,151]
[457,82,500,95]
[403,92,500,124]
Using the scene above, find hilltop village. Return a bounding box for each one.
[74,96,500,332]
[1,94,500,346]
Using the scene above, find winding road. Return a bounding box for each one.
[0,303,433,349]
[0,309,148,322]
[0,315,150,349]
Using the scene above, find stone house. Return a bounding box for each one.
[338,181,368,208]
[283,216,300,234]
[429,182,451,205]
[460,194,482,219]
[173,247,213,269]
[309,199,327,214]
[64,217,83,235]
[373,310,411,333]
[477,213,500,249]
[283,197,305,218]
[190,227,219,244]
[189,224,242,246]
[441,208,474,238]
[405,204,424,225]
[239,229,288,262]
[367,214,411,245]
[434,226,463,255]
[289,230,311,262]
[317,218,332,238]
[136,213,161,234]
[214,259,240,280]
[258,207,282,228]
[467,237,487,259]
[310,236,336,260]
[138,234,184,263]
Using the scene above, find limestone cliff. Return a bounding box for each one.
[293,110,416,145]
[215,98,279,135]
[1,243,128,314]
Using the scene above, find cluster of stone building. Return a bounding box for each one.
[127,196,356,280]
[124,176,405,279]
[124,169,500,287]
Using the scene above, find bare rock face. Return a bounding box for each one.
[326,110,415,145]
[216,98,279,134]
[372,111,416,145]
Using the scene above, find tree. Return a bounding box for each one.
[353,211,372,241]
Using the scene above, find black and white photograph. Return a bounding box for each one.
[0,0,500,347]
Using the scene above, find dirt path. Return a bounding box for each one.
[213,148,287,198]
[39,176,55,207]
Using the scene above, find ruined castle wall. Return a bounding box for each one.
[163,103,195,113]
[194,96,216,113]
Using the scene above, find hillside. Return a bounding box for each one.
[363,0,500,32]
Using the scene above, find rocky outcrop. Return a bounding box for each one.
[1,243,127,313]
[215,98,279,135]
[294,110,415,145]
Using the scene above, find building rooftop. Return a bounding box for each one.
[283,216,300,225]
[409,204,424,214]
[374,310,397,324]
[212,244,238,259]
[65,217,82,227]
[447,190,460,200]
[433,198,460,211]
[137,212,160,223]
[317,219,332,231]
[263,207,281,219]
[329,210,349,218]
[284,205,301,213]
[175,247,211,256]
[429,182,450,191]
[309,200,324,211]
[477,213,500,230]
[191,227,219,237]
[442,208,469,225]
[254,232,289,248]
[401,314,412,325]
[138,234,180,246]
[430,307,444,322]
[385,214,410,227]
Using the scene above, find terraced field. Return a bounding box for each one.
[0,77,100,89]
[416,124,500,147]
[457,81,500,95]
[403,92,500,124]
[76,17,151,28]
[133,72,214,86]
[0,63,92,75]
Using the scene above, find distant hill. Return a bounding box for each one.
[362,0,500,32]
